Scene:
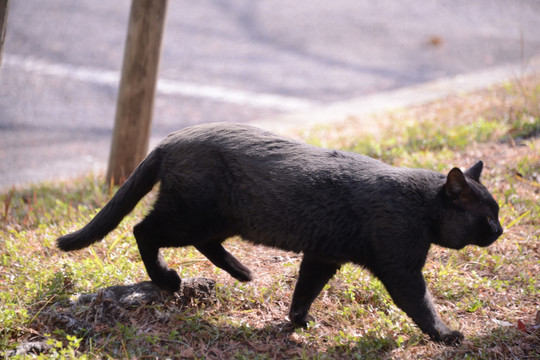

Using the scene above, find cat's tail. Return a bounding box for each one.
[57,148,162,251]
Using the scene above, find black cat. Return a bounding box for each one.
[57,123,503,345]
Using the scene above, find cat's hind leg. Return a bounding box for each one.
[133,216,182,293]
[289,254,341,326]
[195,242,253,282]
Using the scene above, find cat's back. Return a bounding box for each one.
[159,123,307,155]
[158,122,358,169]
[156,123,442,190]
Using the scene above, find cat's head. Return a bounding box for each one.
[436,161,503,250]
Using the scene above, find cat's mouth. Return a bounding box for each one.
[476,217,503,247]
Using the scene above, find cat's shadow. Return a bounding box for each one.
[77,278,395,357]
[47,279,397,357]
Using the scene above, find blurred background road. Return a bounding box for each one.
[1,0,540,189]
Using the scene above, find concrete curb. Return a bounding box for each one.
[250,55,540,135]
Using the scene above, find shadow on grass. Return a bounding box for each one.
[19,280,400,358]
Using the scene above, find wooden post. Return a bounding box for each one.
[107,0,168,186]
[0,0,9,67]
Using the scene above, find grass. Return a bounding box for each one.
[1,75,539,359]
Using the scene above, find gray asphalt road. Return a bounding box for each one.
[1,0,540,189]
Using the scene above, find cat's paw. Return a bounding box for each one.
[288,312,315,328]
[438,330,464,346]
[233,267,253,282]
[152,270,182,293]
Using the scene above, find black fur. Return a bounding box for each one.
[57,123,503,345]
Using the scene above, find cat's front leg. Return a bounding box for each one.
[289,254,341,326]
[374,268,463,345]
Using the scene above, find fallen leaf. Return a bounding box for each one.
[517,320,527,332]
[180,347,194,358]
[492,319,512,327]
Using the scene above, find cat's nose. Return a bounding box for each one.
[488,217,503,237]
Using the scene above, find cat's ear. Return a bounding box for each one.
[445,167,470,200]
[464,161,483,182]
